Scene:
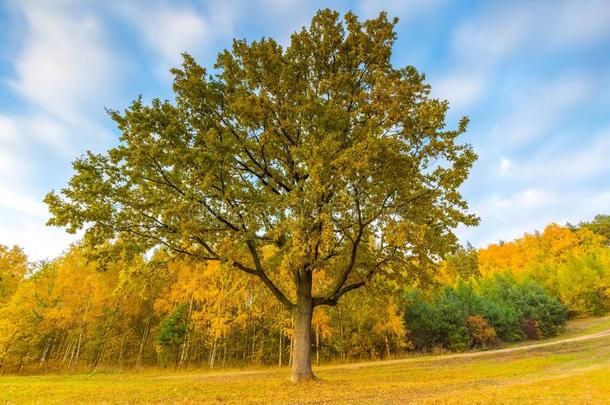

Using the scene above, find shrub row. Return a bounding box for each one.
[403,273,568,351]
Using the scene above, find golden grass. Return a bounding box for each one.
[561,314,610,336]
[2,316,610,404]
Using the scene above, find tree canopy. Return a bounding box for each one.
[45,9,478,381]
[578,215,610,245]
[0,245,28,304]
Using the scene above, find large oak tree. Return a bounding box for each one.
[45,9,478,382]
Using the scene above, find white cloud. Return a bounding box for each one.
[0,120,83,260]
[451,5,533,63]
[118,1,243,73]
[487,188,557,213]
[452,1,610,61]
[440,0,610,110]
[0,180,79,261]
[493,73,593,144]
[460,189,546,244]
[0,116,20,143]
[0,151,21,177]
[430,5,532,112]
[0,113,85,260]
[0,114,77,159]
[0,118,71,256]
[499,158,511,175]
[432,70,488,111]
[9,1,119,126]
[457,187,557,246]
[0,186,47,218]
[0,116,28,177]
[548,0,610,46]
[124,5,208,65]
[1,2,121,261]
[0,215,77,261]
[505,129,610,183]
[459,186,610,248]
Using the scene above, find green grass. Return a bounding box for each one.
[2,316,610,404]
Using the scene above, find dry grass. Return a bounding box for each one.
[2,316,610,404]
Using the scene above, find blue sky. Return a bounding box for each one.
[1,0,610,260]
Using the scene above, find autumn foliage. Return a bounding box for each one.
[0,245,409,372]
[397,219,610,353]
[1,219,608,372]
[476,223,610,316]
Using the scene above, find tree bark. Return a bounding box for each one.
[315,323,320,366]
[136,315,150,368]
[278,324,283,367]
[291,296,315,382]
[288,317,293,366]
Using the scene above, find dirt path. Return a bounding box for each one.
[329,328,610,370]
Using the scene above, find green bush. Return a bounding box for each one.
[155,303,189,366]
[403,273,568,351]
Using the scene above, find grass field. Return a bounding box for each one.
[2,316,610,404]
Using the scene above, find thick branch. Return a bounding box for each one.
[313,281,365,307]
[246,240,295,310]
[319,189,365,304]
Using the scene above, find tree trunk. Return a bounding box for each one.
[222,337,228,367]
[278,324,283,367]
[39,337,51,367]
[288,317,293,366]
[337,307,345,361]
[291,298,315,382]
[208,339,215,368]
[137,314,151,368]
[73,295,91,367]
[384,335,391,359]
[316,322,321,366]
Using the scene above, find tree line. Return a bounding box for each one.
[0,246,407,372]
[1,216,608,373]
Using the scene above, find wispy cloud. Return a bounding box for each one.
[0,115,29,178]
[120,4,208,66]
[0,185,47,218]
[434,0,610,111]
[431,3,533,111]
[504,128,610,183]
[546,0,610,47]
[0,178,79,260]
[0,1,122,259]
[9,1,119,126]
[451,5,532,63]
[491,73,593,145]
[458,186,610,247]
[117,1,243,75]
[452,0,610,61]
[432,70,488,112]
